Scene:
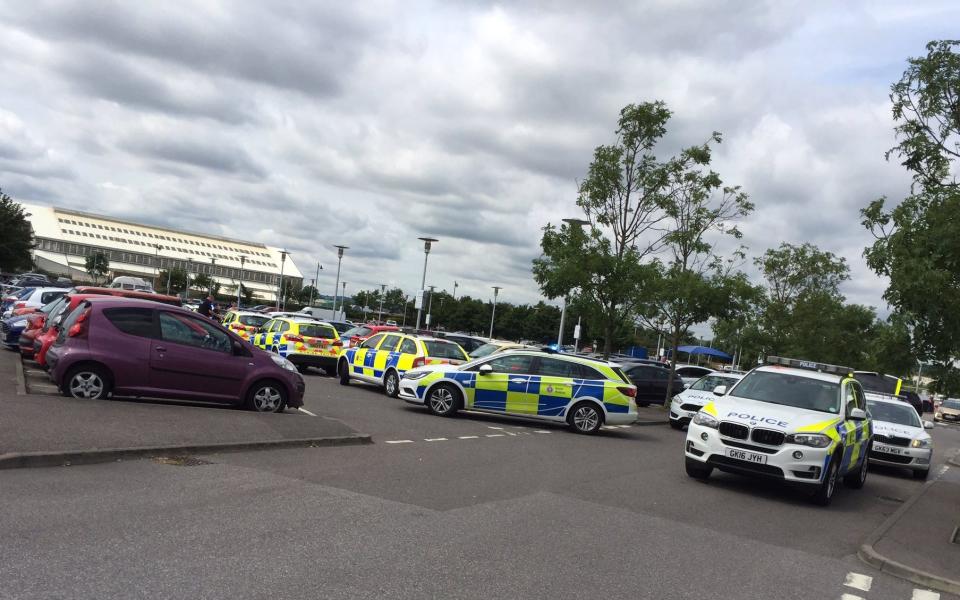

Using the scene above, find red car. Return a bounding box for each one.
[340,324,400,348]
[31,288,181,367]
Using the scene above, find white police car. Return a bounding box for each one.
[684,356,872,506]
[865,394,934,480]
[669,372,744,429]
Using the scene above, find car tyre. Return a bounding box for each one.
[384,370,400,398]
[685,457,712,480]
[912,468,930,480]
[812,453,841,506]
[843,444,870,489]
[338,360,350,386]
[567,401,603,434]
[246,381,287,413]
[63,364,112,400]
[426,384,461,417]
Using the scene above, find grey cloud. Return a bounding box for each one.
[121,136,267,179]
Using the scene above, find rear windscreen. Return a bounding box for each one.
[854,373,898,394]
[612,367,632,385]
[300,324,337,339]
[239,315,268,327]
[424,340,466,360]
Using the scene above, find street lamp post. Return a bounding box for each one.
[210,257,217,297]
[557,218,590,348]
[153,244,161,291]
[237,255,247,308]
[377,283,387,323]
[332,245,348,319]
[310,262,322,307]
[415,237,438,330]
[341,281,347,319]
[401,295,410,327]
[489,286,502,339]
[426,285,436,330]
[453,281,458,301]
[186,258,194,301]
[276,250,289,311]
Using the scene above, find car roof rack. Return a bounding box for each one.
[765,356,853,377]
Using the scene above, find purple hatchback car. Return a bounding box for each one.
[46,297,305,412]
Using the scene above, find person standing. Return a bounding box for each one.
[198,295,216,319]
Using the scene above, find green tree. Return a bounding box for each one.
[0,190,34,272]
[299,285,319,305]
[158,268,189,295]
[84,252,109,284]
[238,283,255,305]
[535,102,683,357]
[191,273,213,295]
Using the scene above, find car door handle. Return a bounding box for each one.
[154,346,167,352]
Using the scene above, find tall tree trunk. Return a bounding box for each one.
[662,322,682,409]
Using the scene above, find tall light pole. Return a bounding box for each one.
[401,295,410,327]
[186,258,194,301]
[415,237,438,330]
[557,218,590,348]
[332,245,348,318]
[341,281,347,319]
[237,255,247,308]
[377,283,387,323]
[453,281,458,301]
[310,262,322,307]
[276,250,289,311]
[489,286,502,339]
[209,257,217,297]
[426,285,436,330]
[153,244,161,291]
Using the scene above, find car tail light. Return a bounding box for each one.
[331,339,343,347]
[617,385,637,398]
[412,356,425,368]
[68,307,92,338]
[14,302,26,309]
[286,335,304,343]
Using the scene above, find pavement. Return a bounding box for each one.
[0,350,369,468]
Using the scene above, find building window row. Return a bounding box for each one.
[38,238,292,287]
[55,217,277,268]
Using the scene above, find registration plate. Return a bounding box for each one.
[726,448,767,464]
[874,443,905,455]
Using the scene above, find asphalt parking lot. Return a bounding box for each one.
[2,369,957,600]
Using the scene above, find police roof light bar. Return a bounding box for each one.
[765,356,853,376]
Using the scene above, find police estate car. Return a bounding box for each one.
[398,350,638,434]
[684,357,873,506]
[669,372,744,429]
[866,395,934,479]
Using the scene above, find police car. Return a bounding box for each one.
[221,310,270,342]
[253,316,343,374]
[398,350,639,434]
[669,372,744,429]
[337,331,470,396]
[866,395,934,479]
[684,357,873,506]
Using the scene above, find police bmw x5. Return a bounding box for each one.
[684,356,873,506]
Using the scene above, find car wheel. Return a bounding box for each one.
[669,419,683,430]
[63,365,111,400]
[685,457,712,480]
[426,384,461,417]
[567,401,603,434]
[844,445,870,489]
[247,381,287,413]
[812,454,841,506]
[384,370,400,398]
[338,360,350,386]
[913,468,930,480]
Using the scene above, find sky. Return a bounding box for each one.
[1,1,957,329]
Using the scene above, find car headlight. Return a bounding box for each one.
[402,371,430,381]
[692,411,719,429]
[910,438,932,448]
[785,433,832,448]
[270,355,297,373]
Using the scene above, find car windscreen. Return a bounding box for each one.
[342,326,371,338]
[731,371,841,414]
[299,323,337,339]
[41,297,66,314]
[691,374,740,392]
[867,400,921,427]
[942,399,960,409]
[469,343,500,358]
[424,340,467,360]
[331,322,352,334]
[239,315,268,327]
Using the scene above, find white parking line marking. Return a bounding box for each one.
[297,408,317,417]
[912,589,940,600]
[424,438,447,442]
[385,440,413,444]
[485,434,504,438]
[843,573,872,592]
[458,435,479,439]
[840,594,864,600]
[487,426,504,430]
[534,430,551,434]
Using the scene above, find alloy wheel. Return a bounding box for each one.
[429,387,454,413]
[70,372,104,399]
[573,405,600,432]
[253,386,282,412]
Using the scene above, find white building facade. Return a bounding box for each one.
[23,204,302,302]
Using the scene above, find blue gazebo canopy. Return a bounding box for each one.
[675,345,732,361]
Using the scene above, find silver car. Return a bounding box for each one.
[866,395,934,480]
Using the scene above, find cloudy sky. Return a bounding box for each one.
[1,1,957,321]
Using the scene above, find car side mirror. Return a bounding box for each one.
[923,420,934,430]
[849,407,867,421]
[478,364,493,375]
[712,385,727,396]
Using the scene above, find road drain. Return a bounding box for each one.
[153,456,212,467]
